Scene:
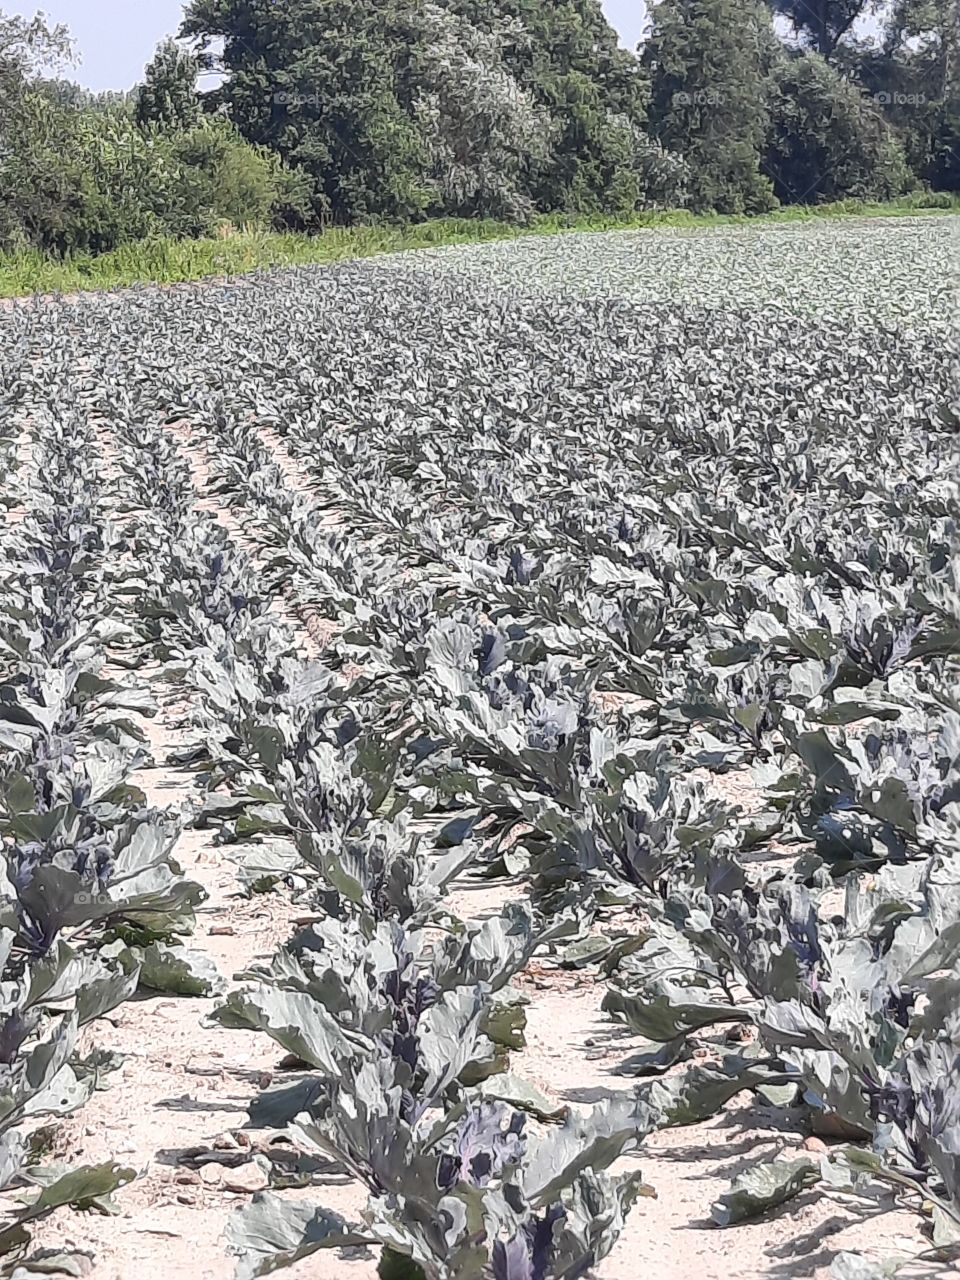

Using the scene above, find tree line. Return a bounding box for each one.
[0,0,956,257]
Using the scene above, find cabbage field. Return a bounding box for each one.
[0,216,957,1280]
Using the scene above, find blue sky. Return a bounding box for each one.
[8,1,650,92]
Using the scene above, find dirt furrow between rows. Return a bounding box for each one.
[510,973,924,1280]
[165,418,330,658]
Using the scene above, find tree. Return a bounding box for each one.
[765,51,909,202]
[617,118,691,209]
[0,8,73,152]
[0,9,71,86]
[0,9,75,249]
[36,80,135,112]
[181,0,653,220]
[0,6,305,256]
[888,0,960,190]
[443,0,650,211]
[444,0,647,119]
[413,5,554,221]
[645,0,778,213]
[181,0,431,224]
[766,0,876,61]
[845,0,960,188]
[134,37,201,131]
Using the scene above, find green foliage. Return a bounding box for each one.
[0,92,308,255]
[443,0,650,212]
[413,4,554,222]
[162,118,294,236]
[0,89,153,255]
[541,76,642,214]
[182,0,432,224]
[0,10,75,250]
[930,103,960,189]
[766,52,910,204]
[0,9,72,83]
[845,0,960,192]
[0,12,311,255]
[2,199,954,299]
[618,117,691,210]
[646,0,778,214]
[134,37,201,130]
[182,0,652,221]
[67,108,171,253]
[445,0,647,121]
[35,79,134,112]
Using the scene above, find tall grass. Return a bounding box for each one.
[1,194,956,298]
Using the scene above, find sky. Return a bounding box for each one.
[8,0,651,92]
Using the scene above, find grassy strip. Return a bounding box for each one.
[1,194,957,298]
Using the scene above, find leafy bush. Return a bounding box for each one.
[162,118,298,236]
[615,116,691,209]
[766,52,910,204]
[0,97,309,254]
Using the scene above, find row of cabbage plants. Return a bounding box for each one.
[0,385,210,1273]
